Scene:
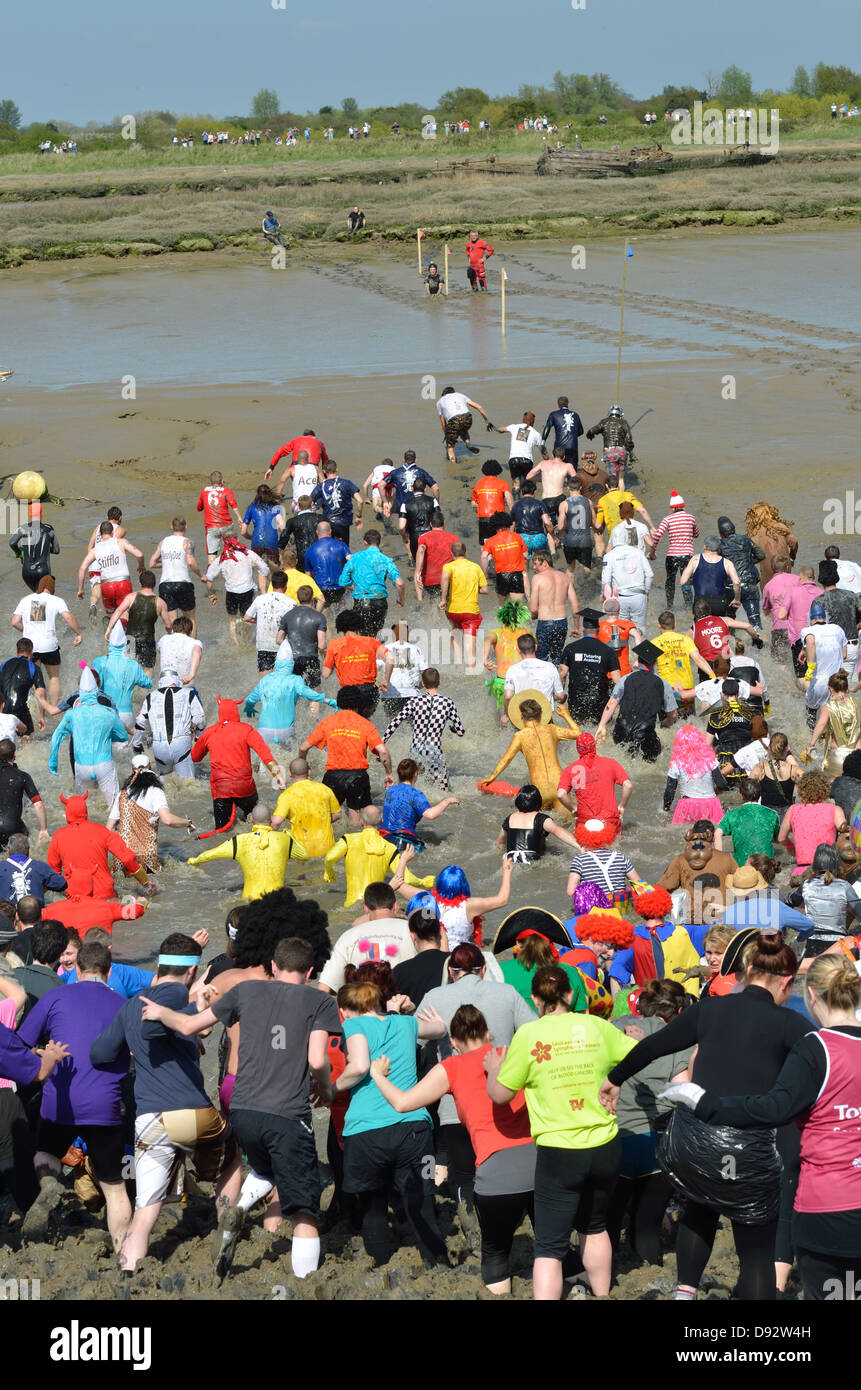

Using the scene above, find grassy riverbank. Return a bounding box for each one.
[1,133,859,269]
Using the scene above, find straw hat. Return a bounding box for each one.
[508,688,553,729]
[725,865,768,896]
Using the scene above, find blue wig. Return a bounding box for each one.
[434,865,471,900]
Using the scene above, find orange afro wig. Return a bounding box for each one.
[575,910,634,949]
[633,888,674,920]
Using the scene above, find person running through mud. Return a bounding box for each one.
[436,387,493,464]
[526,447,578,529]
[465,231,494,291]
[541,396,585,465]
[77,523,144,619]
[586,405,635,488]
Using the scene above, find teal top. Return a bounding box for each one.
[342,1014,428,1136]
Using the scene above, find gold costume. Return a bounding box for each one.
[484,707,581,810]
[822,695,861,777]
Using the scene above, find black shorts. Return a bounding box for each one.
[495,571,526,596]
[135,638,157,669]
[37,648,60,667]
[478,518,497,546]
[696,595,729,617]
[321,587,346,608]
[543,496,565,525]
[229,1109,321,1220]
[159,580,196,613]
[257,649,276,672]
[212,791,259,829]
[225,589,255,616]
[342,1120,435,1195]
[353,597,388,637]
[563,544,592,568]
[533,1135,621,1260]
[36,1118,125,1184]
[330,524,351,545]
[323,769,372,810]
[508,457,533,482]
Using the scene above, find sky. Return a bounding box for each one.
[7,0,859,125]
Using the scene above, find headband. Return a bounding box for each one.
[157,954,200,967]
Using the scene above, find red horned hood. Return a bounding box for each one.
[217,697,240,724]
[60,792,89,824]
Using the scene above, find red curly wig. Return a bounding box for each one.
[575,820,619,849]
[633,888,674,921]
[575,911,634,949]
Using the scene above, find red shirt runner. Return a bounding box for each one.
[191,700,275,799]
[269,435,329,471]
[417,529,459,586]
[483,530,527,575]
[558,755,628,824]
[693,615,730,662]
[196,484,238,530]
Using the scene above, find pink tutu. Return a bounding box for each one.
[672,796,723,826]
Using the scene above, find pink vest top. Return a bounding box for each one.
[795,1029,861,1213]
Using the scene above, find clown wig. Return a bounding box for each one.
[575,911,634,949]
[669,724,717,778]
[633,887,674,922]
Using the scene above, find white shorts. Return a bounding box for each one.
[74,760,120,808]
[134,1106,235,1209]
[205,527,226,557]
[152,736,194,777]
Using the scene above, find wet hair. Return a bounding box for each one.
[435,865,470,899]
[421,668,440,689]
[31,921,68,968]
[364,530,381,547]
[806,955,861,1013]
[273,936,314,974]
[449,943,485,974]
[336,686,363,711]
[344,959,395,1002]
[797,770,830,805]
[398,758,419,781]
[514,784,543,813]
[692,597,711,619]
[270,569,287,591]
[742,932,798,982]
[233,887,330,976]
[519,699,542,722]
[520,480,537,496]
[807,843,841,885]
[738,777,759,803]
[516,934,556,970]
[530,965,573,1009]
[139,570,156,588]
[450,1004,489,1045]
[363,882,396,911]
[768,732,789,758]
[171,615,193,635]
[636,978,689,1021]
[481,460,503,476]
[255,484,279,507]
[747,854,778,884]
[77,940,112,978]
[335,609,361,633]
[155,931,202,978]
[829,671,849,694]
[702,923,737,953]
[338,981,383,1014]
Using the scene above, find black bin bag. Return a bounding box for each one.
[656,1105,782,1225]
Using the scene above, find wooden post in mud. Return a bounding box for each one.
[501,268,507,337]
[417,228,423,276]
[444,244,449,295]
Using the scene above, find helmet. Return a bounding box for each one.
[608,405,622,418]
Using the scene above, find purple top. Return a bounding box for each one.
[0,1021,41,1089]
[18,980,127,1125]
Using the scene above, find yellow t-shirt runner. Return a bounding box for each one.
[651,630,706,691]
[273,779,341,857]
[596,490,646,537]
[497,1011,635,1149]
[442,557,485,615]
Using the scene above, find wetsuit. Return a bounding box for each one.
[8,521,59,592]
[0,764,43,848]
[0,655,46,734]
[541,407,584,465]
[123,593,159,669]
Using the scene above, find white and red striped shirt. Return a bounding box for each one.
[651,510,699,557]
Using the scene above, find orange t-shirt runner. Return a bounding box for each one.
[483,530,527,575]
[472,477,510,519]
[324,635,385,686]
[304,710,381,770]
[598,617,637,676]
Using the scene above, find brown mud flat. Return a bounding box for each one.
[0,1187,767,1302]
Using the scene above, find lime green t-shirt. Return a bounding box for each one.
[497,1012,635,1149]
[500,958,589,1015]
[717,802,780,866]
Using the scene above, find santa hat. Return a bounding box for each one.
[669,491,685,508]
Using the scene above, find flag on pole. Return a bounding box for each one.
[626,243,634,259]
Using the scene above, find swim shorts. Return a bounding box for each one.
[159,580,196,613]
[101,579,133,614]
[522,532,549,553]
[133,1106,238,1208]
[446,612,482,635]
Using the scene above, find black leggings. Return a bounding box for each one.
[607,1171,674,1267]
[474,1191,534,1285]
[353,1182,445,1268]
[796,1247,860,1301]
[665,555,690,608]
[676,1201,778,1300]
[443,1122,476,1209]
